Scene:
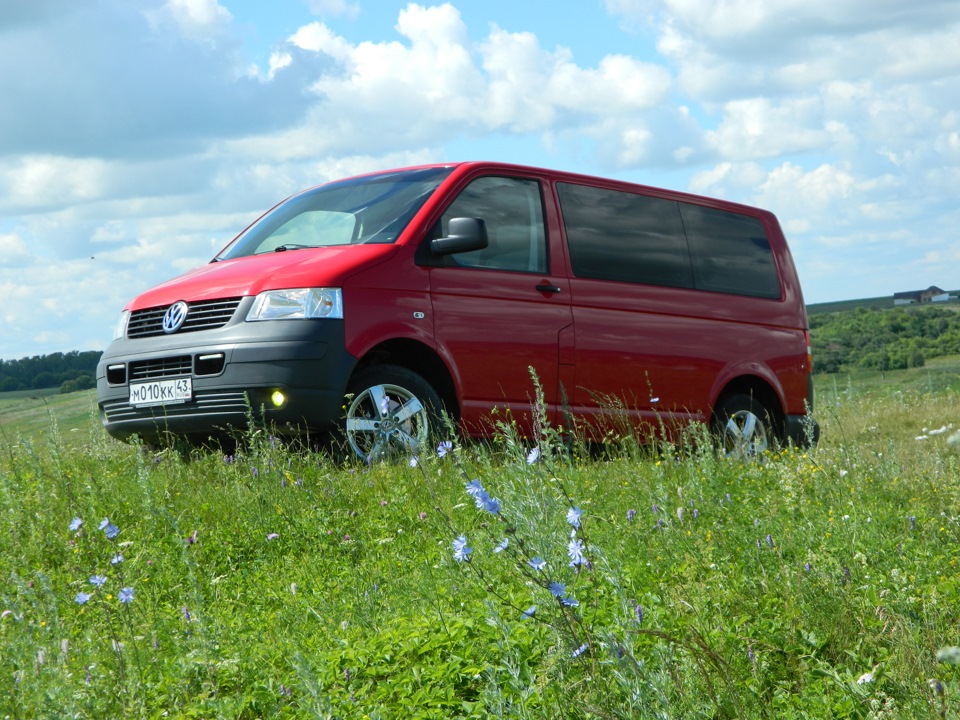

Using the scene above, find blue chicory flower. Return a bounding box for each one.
[75,592,91,605]
[560,595,579,607]
[568,537,586,567]
[118,587,134,604]
[635,605,644,623]
[566,506,582,529]
[99,519,119,539]
[526,447,540,464]
[494,538,509,553]
[110,554,123,565]
[549,581,566,598]
[452,535,472,562]
[89,575,107,588]
[528,556,546,571]
[522,605,537,619]
[69,517,82,532]
[572,642,589,658]
[437,441,453,458]
[626,509,636,523]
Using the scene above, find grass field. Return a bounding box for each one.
[2,373,960,718]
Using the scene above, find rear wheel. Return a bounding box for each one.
[713,394,779,460]
[344,365,443,461]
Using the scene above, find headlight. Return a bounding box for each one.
[113,310,130,340]
[246,288,343,321]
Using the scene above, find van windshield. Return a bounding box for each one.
[216,167,453,260]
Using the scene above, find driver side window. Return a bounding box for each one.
[439,176,548,273]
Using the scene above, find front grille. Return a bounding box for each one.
[128,356,192,380]
[127,298,242,338]
[101,390,250,423]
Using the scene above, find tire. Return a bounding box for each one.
[344,365,443,461]
[713,393,779,460]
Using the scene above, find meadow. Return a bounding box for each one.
[1,368,960,719]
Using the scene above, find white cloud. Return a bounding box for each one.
[151,0,233,41]
[306,0,360,20]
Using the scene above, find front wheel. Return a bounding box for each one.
[713,394,779,460]
[344,365,443,461]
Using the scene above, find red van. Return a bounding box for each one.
[96,162,819,458]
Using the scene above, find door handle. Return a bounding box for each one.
[536,284,562,294]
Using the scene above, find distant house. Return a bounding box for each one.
[893,286,947,305]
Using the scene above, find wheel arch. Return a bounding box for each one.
[711,375,785,439]
[351,338,460,421]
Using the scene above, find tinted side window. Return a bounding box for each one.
[679,204,781,299]
[439,176,547,273]
[557,183,693,288]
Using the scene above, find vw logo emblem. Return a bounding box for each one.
[162,301,189,333]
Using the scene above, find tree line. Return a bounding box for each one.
[0,351,100,394]
[810,305,960,374]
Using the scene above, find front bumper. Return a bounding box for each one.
[96,309,356,443]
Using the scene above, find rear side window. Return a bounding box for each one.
[679,204,781,299]
[557,183,692,288]
[558,182,781,299]
[438,176,548,273]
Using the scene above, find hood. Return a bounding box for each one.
[129,244,397,310]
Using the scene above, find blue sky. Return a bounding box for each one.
[1,0,959,359]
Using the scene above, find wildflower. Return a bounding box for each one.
[909,516,917,530]
[223,454,234,464]
[549,581,566,598]
[183,606,191,621]
[526,446,540,464]
[118,587,134,604]
[560,595,579,607]
[725,493,732,503]
[804,562,812,572]
[251,467,259,478]
[437,440,453,458]
[69,517,82,533]
[572,642,589,659]
[929,678,945,695]
[452,535,472,562]
[521,605,536,619]
[494,538,509,553]
[651,503,659,515]
[418,511,428,521]
[409,456,419,468]
[75,592,91,605]
[186,530,197,544]
[748,646,755,662]
[856,671,874,685]
[99,518,119,539]
[634,605,644,623]
[766,534,774,549]
[568,537,587,567]
[110,554,123,565]
[89,575,107,588]
[626,509,636,523]
[528,556,546,571]
[676,507,684,522]
[693,508,699,519]
[267,533,280,540]
[566,506,582,529]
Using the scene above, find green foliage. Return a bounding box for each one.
[810,305,960,373]
[0,350,101,392]
[2,384,960,717]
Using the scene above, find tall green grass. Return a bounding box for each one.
[2,384,960,718]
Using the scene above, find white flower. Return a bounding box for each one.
[856,671,874,685]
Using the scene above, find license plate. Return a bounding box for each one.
[129,377,192,407]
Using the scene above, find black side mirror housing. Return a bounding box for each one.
[431,217,488,255]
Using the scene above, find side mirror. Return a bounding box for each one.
[431,217,488,256]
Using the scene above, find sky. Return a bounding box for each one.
[1,0,959,360]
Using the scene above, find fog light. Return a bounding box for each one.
[270,390,287,408]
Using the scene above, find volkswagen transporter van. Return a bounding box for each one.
[97,162,820,458]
